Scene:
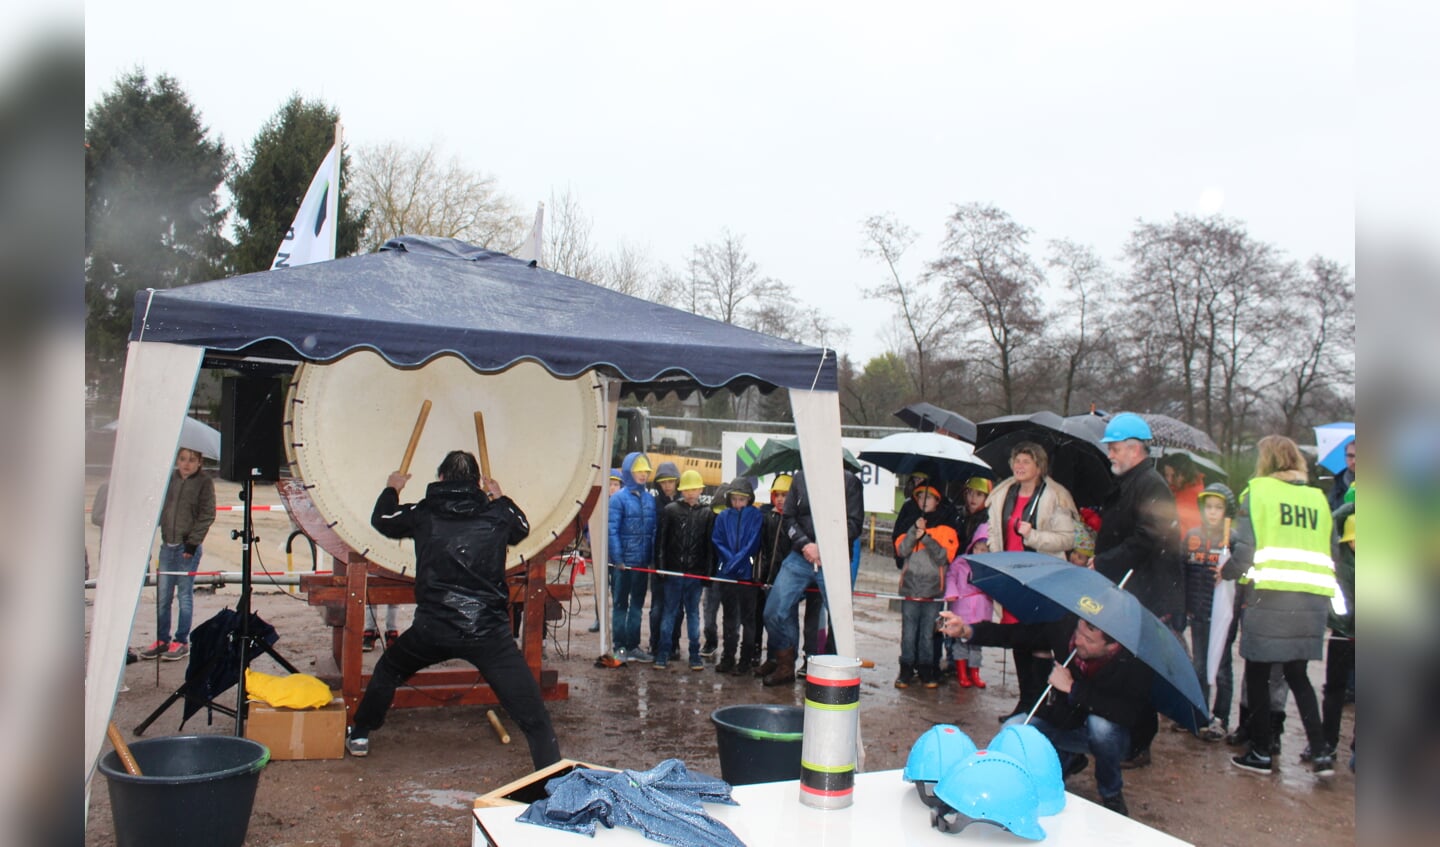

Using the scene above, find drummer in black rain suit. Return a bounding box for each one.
[346,450,562,770]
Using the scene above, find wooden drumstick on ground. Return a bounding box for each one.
[399,400,433,475]
[473,411,492,481]
[486,709,510,744]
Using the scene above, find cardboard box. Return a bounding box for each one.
[245,697,346,760]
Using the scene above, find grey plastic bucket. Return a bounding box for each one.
[98,735,270,847]
[711,704,805,785]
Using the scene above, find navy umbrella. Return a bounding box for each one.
[893,402,978,444]
[974,412,1114,508]
[964,551,1208,731]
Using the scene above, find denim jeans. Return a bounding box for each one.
[659,578,704,664]
[763,551,829,653]
[156,543,198,644]
[899,600,940,668]
[647,573,671,656]
[1016,713,1130,800]
[611,566,648,651]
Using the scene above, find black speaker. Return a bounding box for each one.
[219,376,285,481]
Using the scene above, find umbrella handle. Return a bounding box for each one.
[1022,647,1078,725]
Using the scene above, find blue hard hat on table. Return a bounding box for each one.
[1100,412,1152,443]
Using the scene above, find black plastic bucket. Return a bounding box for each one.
[711,704,805,785]
[98,735,270,847]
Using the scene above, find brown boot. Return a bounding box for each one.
[755,656,779,677]
[762,648,797,687]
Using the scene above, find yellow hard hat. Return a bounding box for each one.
[1340,514,1355,544]
[678,470,705,491]
[630,455,652,474]
[964,477,993,495]
[771,473,793,494]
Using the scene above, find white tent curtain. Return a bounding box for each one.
[84,341,204,795]
[588,377,620,655]
[789,388,855,658]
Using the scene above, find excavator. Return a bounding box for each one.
[610,407,724,488]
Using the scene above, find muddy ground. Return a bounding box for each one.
[84,479,1354,846]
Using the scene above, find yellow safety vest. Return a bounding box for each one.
[1243,477,1342,611]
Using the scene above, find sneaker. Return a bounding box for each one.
[1198,718,1227,742]
[653,658,669,669]
[161,642,189,661]
[138,640,168,660]
[1312,751,1336,776]
[690,660,705,672]
[1230,749,1275,774]
[627,648,654,664]
[362,630,378,652]
[1100,792,1129,817]
[587,620,601,633]
[894,676,911,690]
[716,656,736,674]
[700,643,717,660]
[346,733,369,758]
[1118,749,1150,770]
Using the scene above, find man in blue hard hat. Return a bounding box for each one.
[1089,412,1183,771]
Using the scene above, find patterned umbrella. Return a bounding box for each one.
[1127,413,1220,454]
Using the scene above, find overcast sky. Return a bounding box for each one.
[84,1,1355,362]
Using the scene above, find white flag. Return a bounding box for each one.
[272,144,340,269]
[514,202,545,264]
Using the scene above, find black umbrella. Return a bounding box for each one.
[893,403,978,444]
[1153,446,1229,484]
[966,551,1209,731]
[974,412,1114,508]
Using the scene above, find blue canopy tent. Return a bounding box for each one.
[86,237,850,793]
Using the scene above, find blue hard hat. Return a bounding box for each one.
[903,724,978,808]
[989,724,1066,816]
[932,750,1046,841]
[1101,412,1152,443]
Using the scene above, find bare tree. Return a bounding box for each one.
[544,187,605,283]
[928,203,1045,414]
[351,141,524,251]
[1268,257,1356,438]
[1046,239,1113,415]
[860,213,957,400]
[684,230,779,326]
[603,239,653,298]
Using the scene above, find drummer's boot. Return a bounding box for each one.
[762,648,796,687]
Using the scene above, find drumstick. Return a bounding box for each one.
[473,411,492,481]
[399,400,432,475]
[486,709,511,744]
[108,721,142,776]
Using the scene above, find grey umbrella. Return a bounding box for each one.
[893,403,978,444]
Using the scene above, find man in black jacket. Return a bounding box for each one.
[347,451,562,770]
[942,611,1151,817]
[759,468,864,686]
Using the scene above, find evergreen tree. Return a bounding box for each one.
[85,69,230,396]
[228,95,367,275]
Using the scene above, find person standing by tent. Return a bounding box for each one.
[711,479,764,675]
[893,482,960,689]
[647,462,682,661]
[138,448,215,661]
[348,450,561,769]
[760,467,864,686]
[654,470,713,671]
[752,474,791,678]
[1226,435,1341,776]
[609,452,658,663]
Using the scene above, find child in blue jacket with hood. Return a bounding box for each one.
[609,452,657,662]
[711,478,763,675]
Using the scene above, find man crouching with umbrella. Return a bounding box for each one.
[940,611,1151,817]
[347,450,562,771]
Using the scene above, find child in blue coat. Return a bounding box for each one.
[711,478,763,675]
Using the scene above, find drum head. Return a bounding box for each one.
[286,352,606,574]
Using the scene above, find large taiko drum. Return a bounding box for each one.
[285,352,608,575]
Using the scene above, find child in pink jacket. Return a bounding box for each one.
[944,524,995,687]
